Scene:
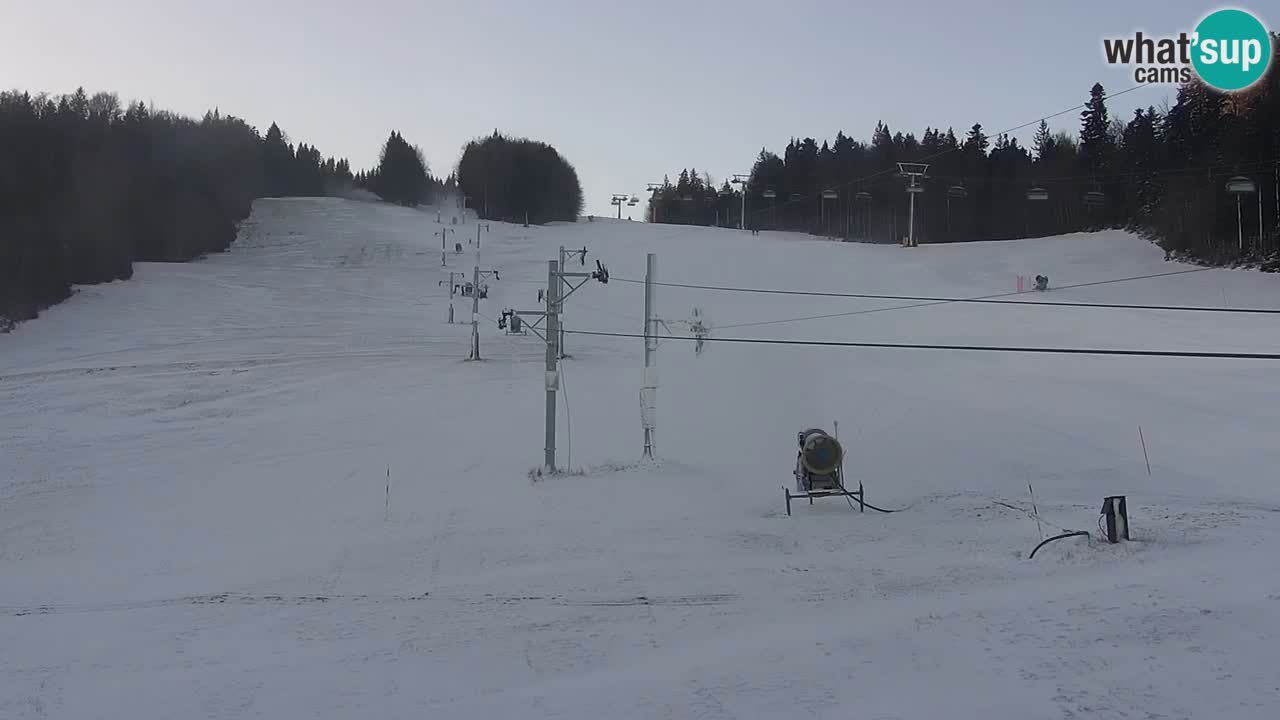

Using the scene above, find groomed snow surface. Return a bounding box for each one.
[3,197,1279,719]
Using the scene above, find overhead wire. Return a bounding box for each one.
[721,85,1157,224]
[632,85,1157,245]
[560,329,1280,361]
[614,267,1248,331]
[909,158,1280,187]
[609,268,1280,320]
[468,87,1170,304]
[609,268,1279,316]
[801,85,1154,199]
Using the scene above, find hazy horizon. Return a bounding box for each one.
[5,0,1262,216]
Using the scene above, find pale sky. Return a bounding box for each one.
[5,1,1260,216]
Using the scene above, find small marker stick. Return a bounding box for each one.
[1028,483,1043,540]
[1139,425,1151,476]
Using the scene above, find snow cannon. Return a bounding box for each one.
[785,426,864,516]
[798,429,843,481]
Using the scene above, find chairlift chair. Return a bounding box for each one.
[1084,186,1105,208]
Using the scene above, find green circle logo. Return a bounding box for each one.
[1191,9,1272,91]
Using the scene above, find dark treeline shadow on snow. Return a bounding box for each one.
[648,36,1280,272]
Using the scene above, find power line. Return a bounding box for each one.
[562,329,1280,361]
[925,158,1280,186]
[618,269,1280,315]
[614,268,1267,330]
[807,85,1154,198]
[721,268,1212,329]
[744,85,1153,221]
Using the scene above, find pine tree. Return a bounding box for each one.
[963,123,989,157]
[1032,120,1053,161]
[1121,108,1162,229]
[1079,83,1115,175]
[871,122,893,164]
[261,122,295,196]
[371,130,430,206]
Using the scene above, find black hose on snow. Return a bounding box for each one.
[861,500,910,514]
[1028,530,1091,559]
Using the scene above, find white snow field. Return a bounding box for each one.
[3,197,1280,719]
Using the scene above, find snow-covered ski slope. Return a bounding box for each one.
[3,197,1279,719]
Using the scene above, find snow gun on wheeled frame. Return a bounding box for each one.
[784,423,866,516]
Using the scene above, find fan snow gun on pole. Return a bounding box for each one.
[784,426,865,516]
[590,259,609,283]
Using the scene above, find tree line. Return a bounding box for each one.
[646,169,738,227]
[650,35,1280,268]
[2,89,265,326]
[260,120,356,198]
[352,130,447,207]
[4,88,584,328]
[456,131,584,224]
[0,89,427,326]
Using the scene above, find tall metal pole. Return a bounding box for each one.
[644,255,654,370]
[908,178,917,247]
[1259,185,1264,255]
[469,257,481,360]
[642,253,656,458]
[438,228,453,266]
[1237,193,1244,252]
[544,261,560,472]
[558,246,567,359]
[740,189,746,231]
[447,272,457,324]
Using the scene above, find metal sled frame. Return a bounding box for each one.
[784,481,865,516]
[784,453,864,516]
